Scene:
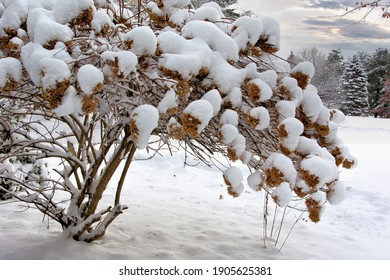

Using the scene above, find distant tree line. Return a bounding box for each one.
[288,47,390,118]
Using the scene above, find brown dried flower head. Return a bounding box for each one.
[277,123,289,139]
[0,28,17,50]
[42,80,70,109]
[279,144,293,156]
[223,175,241,198]
[43,39,58,50]
[82,95,99,114]
[330,147,344,166]
[244,81,260,103]
[146,8,169,28]
[305,197,323,223]
[296,107,314,129]
[175,80,190,103]
[124,39,133,50]
[264,167,285,188]
[227,186,240,198]
[167,119,185,140]
[314,123,330,137]
[243,112,260,129]
[71,7,94,26]
[299,168,320,190]
[181,113,201,139]
[0,80,18,93]
[227,146,241,162]
[99,23,112,37]
[342,158,355,169]
[255,35,279,54]
[294,186,310,198]
[250,45,262,57]
[290,71,310,90]
[279,85,291,98]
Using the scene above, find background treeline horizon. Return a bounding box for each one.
[287,47,390,118]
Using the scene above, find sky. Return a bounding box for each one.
[235,0,390,58]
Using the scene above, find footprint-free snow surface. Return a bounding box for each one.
[1,117,389,259]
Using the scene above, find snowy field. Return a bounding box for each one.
[0,116,389,260]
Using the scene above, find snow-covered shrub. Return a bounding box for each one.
[0,0,355,242]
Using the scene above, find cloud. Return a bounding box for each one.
[237,0,306,15]
[307,0,357,10]
[319,41,389,56]
[304,17,390,39]
[339,21,390,39]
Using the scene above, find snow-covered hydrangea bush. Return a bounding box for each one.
[0,0,356,242]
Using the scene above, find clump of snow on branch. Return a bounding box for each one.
[272,182,292,207]
[247,171,264,192]
[182,20,239,62]
[123,26,157,56]
[181,100,213,138]
[218,124,238,145]
[101,51,138,79]
[130,105,159,149]
[0,57,22,92]
[77,65,104,94]
[223,166,244,198]
[91,9,114,35]
[27,8,74,47]
[326,181,346,205]
[263,153,297,188]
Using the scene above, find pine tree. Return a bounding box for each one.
[327,49,343,64]
[363,48,390,111]
[339,56,370,116]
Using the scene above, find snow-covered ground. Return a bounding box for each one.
[0,117,389,260]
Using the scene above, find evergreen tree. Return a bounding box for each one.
[355,51,371,69]
[363,48,390,111]
[339,56,370,116]
[327,49,343,64]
